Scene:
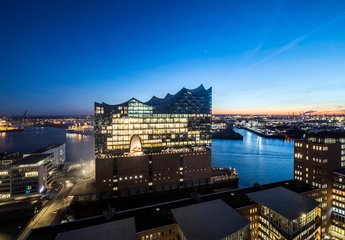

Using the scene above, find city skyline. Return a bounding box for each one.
[1,0,345,115]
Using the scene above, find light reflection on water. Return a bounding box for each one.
[0,127,293,188]
[0,127,293,189]
[0,127,294,239]
[212,128,294,188]
[0,127,94,162]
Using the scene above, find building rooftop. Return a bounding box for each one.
[172,199,249,240]
[25,180,318,240]
[334,168,345,176]
[307,131,345,139]
[10,154,52,166]
[32,143,64,153]
[0,152,22,159]
[247,187,319,220]
[55,217,136,240]
[95,84,212,115]
[146,84,211,106]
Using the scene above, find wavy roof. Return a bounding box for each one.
[146,84,211,106]
[95,84,211,108]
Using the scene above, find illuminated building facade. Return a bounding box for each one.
[28,143,66,168]
[294,131,345,236]
[331,169,345,239]
[0,154,54,200]
[0,167,11,200]
[95,85,212,197]
[10,154,54,197]
[26,180,322,240]
[247,187,321,240]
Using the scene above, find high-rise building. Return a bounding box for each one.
[331,169,345,239]
[94,85,212,197]
[294,131,345,235]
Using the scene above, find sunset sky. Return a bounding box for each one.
[1,0,345,115]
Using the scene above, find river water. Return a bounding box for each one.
[0,127,294,240]
[0,127,293,188]
[213,128,293,188]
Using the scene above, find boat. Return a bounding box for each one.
[66,124,94,135]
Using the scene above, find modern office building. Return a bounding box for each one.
[95,85,212,197]
[0,166,11,200]
[294,131,345,234]
[26,143,66,168]
[0,144,65,202]
[331,169,345,239]
[247,187,321,240]
[0,152,22,166]
[10,153,54,197]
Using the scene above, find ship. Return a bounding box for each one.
[66,124,94,135]
[0,118,24,132]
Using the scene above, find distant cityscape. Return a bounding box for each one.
[0,86,344,240]
[3,0,345,239]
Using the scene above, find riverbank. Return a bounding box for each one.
[212,127,243,140]
[242,126,285,139]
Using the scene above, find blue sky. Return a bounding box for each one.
[1,0,345,115]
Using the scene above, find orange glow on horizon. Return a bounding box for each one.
[213,108,345,115]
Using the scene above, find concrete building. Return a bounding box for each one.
[171,199,250,240]
[247,187,321,240]
[330,169,345,239]
[25,180,322,240]
[95,85,213,197]
[55,217,137,240]
[294,131,345,235]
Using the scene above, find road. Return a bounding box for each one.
[17,180,75,240]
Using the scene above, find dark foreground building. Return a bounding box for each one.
[95,85,213,197]
[25,180,321,240]
[294,131,345,236]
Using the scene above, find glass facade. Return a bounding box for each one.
[258,206,319,240]
[331,171,345,238]
[95,85,212,196]
[95,85,212,158]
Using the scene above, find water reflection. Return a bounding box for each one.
[0,127,293,189]
[0,127,94,162]
[212,128,294,188]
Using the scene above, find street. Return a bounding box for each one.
[17,180,75,240]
